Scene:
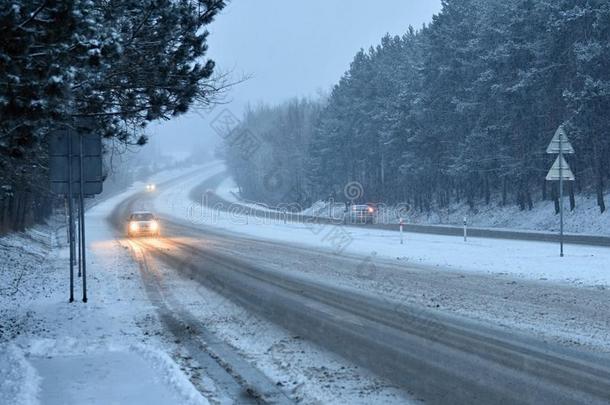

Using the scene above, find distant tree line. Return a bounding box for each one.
[225,0,610,213]
[0,0,226,233]
[225,99,322,206]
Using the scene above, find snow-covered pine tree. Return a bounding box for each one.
[0,0,226,232]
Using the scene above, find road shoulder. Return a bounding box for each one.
[0,180,211,405]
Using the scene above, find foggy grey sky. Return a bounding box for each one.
[149,0,443,157]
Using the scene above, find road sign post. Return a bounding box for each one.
[546,125,575,257]
[559,137,564,257]
[77,202,81,277]
[79,134,88,302]
[67,133,75,302]
[49,120,102,302]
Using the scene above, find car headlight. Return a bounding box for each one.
[150,220,159,231]
[130,221,139,232]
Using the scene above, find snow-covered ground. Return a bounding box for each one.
[306,193,610,236]
[157,166,610,287]
[151,163,419,404]
[215,177,281,213]
[152,257,413,404]
[404,192,610,235]
[1,163,418,405]
[3,163,609,404]
[214,177,240,203]
[0,169,213,405]
[151,165,610,355]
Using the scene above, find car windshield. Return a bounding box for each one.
[131,213,154,221]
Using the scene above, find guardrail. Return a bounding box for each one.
[188,173,610,248]
[376,222,610,247]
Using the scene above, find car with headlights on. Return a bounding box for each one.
[127,211,160,237]
[146,183,156,192]
[347,204,376,224]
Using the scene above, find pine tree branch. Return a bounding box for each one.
[18,1,49,29]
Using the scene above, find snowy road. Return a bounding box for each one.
[3,163,608,404]
[110,166,413,404]
[106,164,610,404]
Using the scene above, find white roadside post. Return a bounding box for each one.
[463,217,468,242]
[546,125,575,257]
[400,218,404,245]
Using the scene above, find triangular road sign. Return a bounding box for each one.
[546,126,575,154]
[546,155,575,181]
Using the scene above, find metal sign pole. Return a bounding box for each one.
[546,125,575,258]
[67,132,74,303]
[64,198,69,243]
[559,134,564,257]
[79,134,88,302]
[49,123,103,303]
[77,203,81,277]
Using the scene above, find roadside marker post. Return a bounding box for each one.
[400,218,404,245]
[545,125,576,257]
[463,217,468,242]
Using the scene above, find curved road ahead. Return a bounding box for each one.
[109,169,610,405]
